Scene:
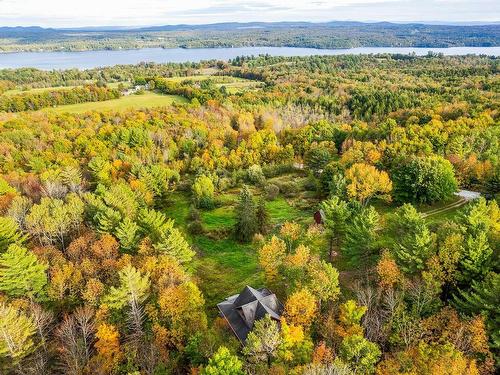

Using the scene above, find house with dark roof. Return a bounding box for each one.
[217,285,284,343]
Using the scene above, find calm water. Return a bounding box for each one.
[0,46,499,70]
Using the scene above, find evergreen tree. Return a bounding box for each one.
[453,272,500,358]
[202,346,244,375]
[392,204,435,274]
[256,199,270,235]
[115,217,141,253]
[0,244,47,300]
[320,196,351,260]
[458,231,492,283]
[154,223,196,264]
[105,265,150,310]
[234,186,258,242]
[0,217,25,252]
[342,206,379,266]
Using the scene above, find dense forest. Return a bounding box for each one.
[0,21,499,52]
[0,54,498,374]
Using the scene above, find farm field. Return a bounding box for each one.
[42,91,187,113]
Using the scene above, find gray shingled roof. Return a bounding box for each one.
[217,286,283,343]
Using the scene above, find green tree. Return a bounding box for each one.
[202,346,244,375]
[320,196,351,260]
[392,204,435,274]
[25,194,84,250]
[234,186,258,242]
[0,217,25,252]
[115,217,141,253]
[0,244,47,300]
[193,175,215,209]
[307,259,340,304]
[256,199,270,235]
[0,303,36,361]
[154,221,196,264]
[243,315,282,368]
[138,208,195,263]
[342,206,379,266]
[105,265,150,310]
[338,335,381,374]
[458,230,492,283]
[453,272,500,356]
[392,156,457,204]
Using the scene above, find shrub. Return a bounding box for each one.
[192,175,215,209]
[265,184,280,200]
[247,164,266,185]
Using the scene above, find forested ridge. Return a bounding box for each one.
[0,21,499,52]
[0,54,498,374]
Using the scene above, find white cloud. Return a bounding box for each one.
[0,0,498,27]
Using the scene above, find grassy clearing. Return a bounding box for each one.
[42,92,187,114]
[165,75,263,93]
[192,236,263,313]
[3,85,80,96]
[165,186,313,313]
[167,181,466,311]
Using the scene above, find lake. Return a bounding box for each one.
[0,46,499,70]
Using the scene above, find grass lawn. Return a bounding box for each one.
[266,196,310,224]
[42,92,187,114]
[192,236,263,315]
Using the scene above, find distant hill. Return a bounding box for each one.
[0,21,498,52]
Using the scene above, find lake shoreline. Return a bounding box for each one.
[1,46,499,70]
[1,43,498,54]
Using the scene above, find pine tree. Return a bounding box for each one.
[256,199,270,235]
[392,204,435,274]
[0,217,25,252]
[115,217,141,253]
[320,196,351,260]
[458,230,492,283]
[138,208,168,242]
[234,186,257,242]
[342,206,379,265]
[154,222,196,264]
[0,244,47,299]
[453,272,500,357]
[203,346,244,375]
[0,303,36,361]
[105,265,150,310]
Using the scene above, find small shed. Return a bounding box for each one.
[217,286,283,343]
[314,209,326,225]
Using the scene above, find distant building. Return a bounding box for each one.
[217,286,283,343]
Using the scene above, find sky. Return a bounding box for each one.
[0,0,499,28]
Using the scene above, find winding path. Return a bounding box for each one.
[421,190,480,218]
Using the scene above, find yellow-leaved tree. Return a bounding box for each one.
[345,163,392,206]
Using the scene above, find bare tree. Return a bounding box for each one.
[55,306,95,375]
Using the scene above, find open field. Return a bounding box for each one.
[42,92,187,113]
[165,74,263,93]
[3,85,80,96]
[164,178,316,312]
